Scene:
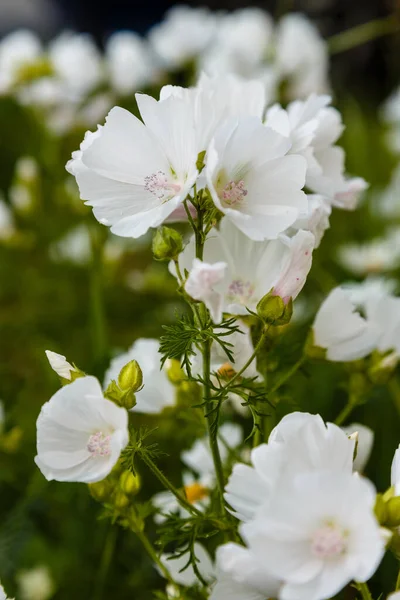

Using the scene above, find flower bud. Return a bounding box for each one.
[89,480,112,503]
[45,350,84,384]
[257,291,293,325]
[119,470,141,496]
[114,490,130,509]
[118,360,143,392]
[386,496,400,528]
[152,226,183,261]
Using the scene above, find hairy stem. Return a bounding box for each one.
[140,451,202,517]
[354,581,373,600]
[134,521,174,585]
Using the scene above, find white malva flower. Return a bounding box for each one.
[312,287,380,361]
[206,117,307,240]
[0,583,13,600]
[160,543,215,586]
[211,542,280,600]
[176,219,314,317]
[365,293,400,355]
[18,566,54,600]
[35,376,129,483]
[104,338,175,414]
[292,194,331,247]
[149,5,217,69]
[45,350,77,381]
[0,29,42,93]
[241,471,384,600]
[225,412,355,522]
[392,445,400,495]
[0,197,15,240]
[67,94,198,238]
[185,259,227,323]
[105,31,156,95]
[343,423,374,473]
[342,277,397,309]
[153,423,242,521]
[338,235,400,276]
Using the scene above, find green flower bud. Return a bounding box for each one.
[257,291,292,325]
[89,480,112,503]
[119,470,141,496]
[152,226,183,261]
[118,360,143,392]
[386,496,400,528]
[114,491,130,510]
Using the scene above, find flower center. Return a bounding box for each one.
[144,170,181,203]
[227,279,255,305]
[221,180,248,207]
[184,482,209,504]
[87,432,111,457]
[311,524,347,558]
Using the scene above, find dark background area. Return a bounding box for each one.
[1,0,400,103]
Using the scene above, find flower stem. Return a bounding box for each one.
[328,14,400,55]
[396,566,400,591]
[267,356,305,402]
[354,581,373,600]
[139,450,202,517]
[389,378,400,419]
[222,327,270,393]
[134,521,174,585]
[335,394,359,426]
[92,524,117,600]
[89,227,108,371]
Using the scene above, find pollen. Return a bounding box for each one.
[144,170,181,203]
[87,431,111,457]
[311,523,347,558]
[184,482,209,504]
[221,180,248,207]
[227,279,255,305]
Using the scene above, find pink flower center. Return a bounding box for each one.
[87,432,111,457]
[144,171,181,203]
[221,180,248,207]
[311,524,346,558]
[227,279,255,305]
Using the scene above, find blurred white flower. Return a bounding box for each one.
[49,225,91,265]
[211,542,280,600]
[35,376,129,483]
[206,117,307,240]
[343,423,374,473]
[392,444,400,495]
[225,412,355,522]
[365,293,400,355]
[0,29,42,93]
[0,197,15,240]
[106,31,156,95]
[342,277,397,308]
[160,543,215,586]
[312,287,380,361]
[338,235,400,276]
[175,220,314,316]
[104,338,175,414]
[45,350,77,381]
[67,96,198,238]
[381,87,400,153]
[149,5,217,69]
[0,583,13,600]
[18,566,54,600]
[241,471,384,600]
[292,194,331,246]
[185,259,227,323]
[374,164,400,218]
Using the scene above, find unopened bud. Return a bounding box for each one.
[119,470,141,496]
[257,291,293,325]
[118,360,143,392]
[89,480,112,503]
[114,490,130,510]
[152,226,183,261]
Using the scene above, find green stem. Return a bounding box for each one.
[140,451,202,517]
[389,378,400,419]
[202,333,226,517]
[354,581,373,600]
[328,14,400,55]
[267,356,305,402]
[335,394,359,426]
[92,525,117,600]
[222,328,270,393]
[89,227,108,370]
[396,566,400,591]
[135,524,174,585]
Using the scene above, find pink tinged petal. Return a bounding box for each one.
[272,230,315,301]
[185,259,227,323]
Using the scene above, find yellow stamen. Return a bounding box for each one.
[184,482,209,504]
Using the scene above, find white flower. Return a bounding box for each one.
[388,593,400,600]
[0,583,13,600]
[374,164,400,219]
[0,29,42,93]
[392,445,400,495]
[49,33,103,99]
[292,194,331,247]
[35,376,129,483]
[18,566,54,600]
[338,235,400,276]
[275,13,329,100]
[382,87,400,153]
[343,423,374,473]
[104,338,175,414]
[149,5,217,69]
[175,219,314,316]
[0,401,4,434]
[241,471,384,600]
[206,117,307,240]
[0,197,15,240]
[342,277,397,309]
[225,412,355,522]
[45,350,77,381]
[160,543,215,586]
[153,423,242,521]
[211,542,280,600]
[312,287,380,361]
[105,31,156,95]
[49,225,91,265]
[365,293,400,355]
[185,259,227,323]
[67,95,198,239]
